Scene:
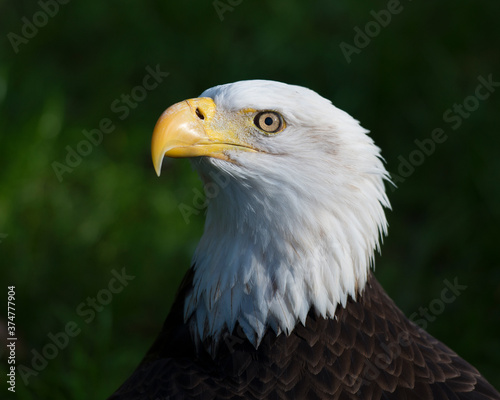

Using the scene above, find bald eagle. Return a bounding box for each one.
[109,80,499,399]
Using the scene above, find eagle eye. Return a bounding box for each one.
[254,111,284,134]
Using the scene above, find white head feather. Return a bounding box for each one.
[182,80,390,348]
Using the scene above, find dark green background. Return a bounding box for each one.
[1,1,499,398]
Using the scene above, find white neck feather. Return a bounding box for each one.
[184,146,389,348]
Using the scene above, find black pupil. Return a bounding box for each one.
[264,116,274,126]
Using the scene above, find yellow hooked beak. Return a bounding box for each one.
[151,97,256,176]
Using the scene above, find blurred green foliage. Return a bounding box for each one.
[1,0,499,398]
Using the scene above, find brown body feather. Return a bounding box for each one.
[109,270,499,400]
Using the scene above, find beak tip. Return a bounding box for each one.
[152,154,163,177]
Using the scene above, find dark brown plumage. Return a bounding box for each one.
[109,270,499,400]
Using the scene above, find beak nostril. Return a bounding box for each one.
[195,107,205,120]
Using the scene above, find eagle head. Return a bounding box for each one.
[152,80,390,347]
